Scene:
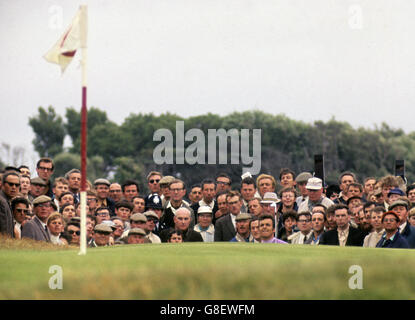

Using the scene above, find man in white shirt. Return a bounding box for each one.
[194,206,215,242]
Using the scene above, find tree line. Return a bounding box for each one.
[28,106,415,193]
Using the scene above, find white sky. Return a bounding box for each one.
[1,0,415,167]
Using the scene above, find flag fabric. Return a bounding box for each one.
[44,6,87,73]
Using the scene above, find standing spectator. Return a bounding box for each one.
[230,213,253,242]
[240,177,257,213]
[191,179,218,219]
[122,179,140,203]
[159,175,175,206]
[11,197,31,239]
[18,165,31,177]
[215,192,229,221]
[248,197,263,217]
[363,206,386,247]
[279,168,296,189]
[35,157,55,198]
[146,171,163,197]
[288,212,313,244]
[319,204,365,247]
[295,172,312,206]
[51,177,69,211]
[162,179,195,229]
[335,172,357,205]
[94,178,115,215]
[363,177,377,200]
[376,211,409,249]
[109,183,123,203]
[188,184,203,206]
[298,177,334,213]
[30,177,47,199]
[65,169,81,204]
[21,195,53,242]
[216,173,232,194]
[256,174,276,198]
[194,206,215,242]
[19,175,32,202]
[260,192,281,232]
[132,196,146,213]
[0,172,20,237]
[214,191,242,242]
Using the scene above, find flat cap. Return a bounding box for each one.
[159,175,175,186]
[388,188,405,197]
[295,172,313,183]
[382,211,401,223]
[130,213,147,223]
[94,223,113,233]
[31,177,46,186]
[235,213,252,221]
[94,178,111,186]
[389,200,409,210]
[33,195,52,205]
[128,228,146,236]
[144,210,159,220]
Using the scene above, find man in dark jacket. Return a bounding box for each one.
[388,200,415,248]
[319,204,365,246]
[376,211,409,249]
[0,171,20,237]
[160,207,203,242]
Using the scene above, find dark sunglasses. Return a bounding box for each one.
[149,179,160,184]
[15,208,29,214]
[68,230,80,236]
[5,181,20,187]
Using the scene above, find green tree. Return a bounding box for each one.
[28,106,66,157]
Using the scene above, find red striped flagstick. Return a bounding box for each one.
[78,5,88,255]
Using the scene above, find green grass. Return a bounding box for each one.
[1,239,415,299]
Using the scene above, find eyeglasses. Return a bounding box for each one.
[149,179,160,184]
[96,212,110,216]
[5,181,20,187]
[170,188,183,192]
[68,230,80,235]
[298,219,311,223]
[110,190,121,193]
[38,166,53,172]
[383,218,398,223]
[37,203,51,208]
[87,198,97,202]
[15,208,29,213]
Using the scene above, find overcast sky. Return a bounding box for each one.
[1,0,414,168]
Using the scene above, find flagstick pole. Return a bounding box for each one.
[79,5,88,256]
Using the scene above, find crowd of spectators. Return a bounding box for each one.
[1,157,414,250]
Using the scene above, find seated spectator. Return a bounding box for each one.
[408,207,415,227]
[230,213,253,242]
[363,206,386,247]
[167,229,184,243]
[65,218,81,246]
[127,228,147,244]
[259,214,287,244]
[144,211,162,243]
[160,208,203,243]
[194,206,215,242]
[59,203,76,223]
[288,212,313,244]
[249,216,261,243]
[47,213,67,245]
[89,223,113,247]
[277,210,297,242]
[376,211,409,249]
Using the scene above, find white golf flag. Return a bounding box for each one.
[44,6,87,73]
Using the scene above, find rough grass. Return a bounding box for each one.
[1,236,415,300]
